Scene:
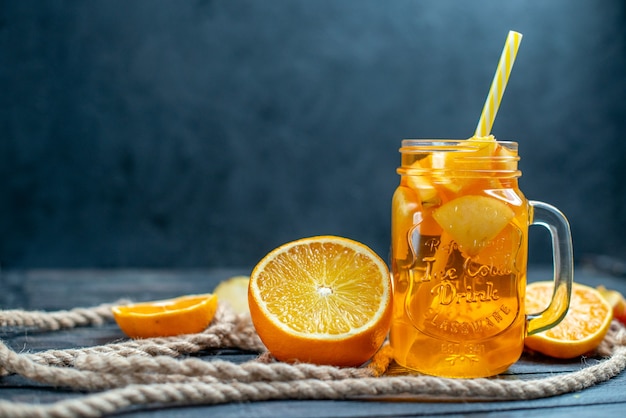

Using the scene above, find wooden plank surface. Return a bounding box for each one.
[1,266,626,417]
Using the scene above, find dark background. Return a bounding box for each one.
[1,0,625,269]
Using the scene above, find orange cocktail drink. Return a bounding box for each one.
[390,138,572,378]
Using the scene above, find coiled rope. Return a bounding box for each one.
[0,301,625,418]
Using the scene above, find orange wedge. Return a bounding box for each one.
[214,275,250,315]
[405,160,439,204]
[525,282,613,359]
[248,235,392,367]
[112,294,218,339]
[391,186,421,260]
[597,285,626,325]
[432,195,514,256]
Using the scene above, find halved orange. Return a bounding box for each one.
[525,282,613,359]
[112,294,218,339]
[248,235,392,367]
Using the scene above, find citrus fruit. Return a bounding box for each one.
[525,281,613,359]
[467,134,497,156]
[391,186,421,260]
[248,235,392,367]
[597,285,626,325]
[112,293,218,339]
[214,275,250,315]
[432,195,514,256]
[406,160,439,204]
[427,136,497,193]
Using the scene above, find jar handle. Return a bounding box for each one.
[526,200,574,336]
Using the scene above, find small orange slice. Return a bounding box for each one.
[432,195,514,256]
[597,285,626,325]
[214,275,250,315]
[112,294,218,339]
[248,235,392,367]
[405,160,439,203]
[391,186,421,260]
[525,282,613,359]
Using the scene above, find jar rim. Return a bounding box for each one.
[401,139,517,144]
[400,139,518,154]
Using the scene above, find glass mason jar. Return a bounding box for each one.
[390,139,573,378]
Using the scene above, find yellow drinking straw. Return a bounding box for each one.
[474,30,523,137]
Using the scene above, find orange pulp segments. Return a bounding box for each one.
[525,282,613,359]
[248,235,392,367]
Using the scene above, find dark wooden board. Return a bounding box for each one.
[1,267,626,417]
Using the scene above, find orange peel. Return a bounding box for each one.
[112,293,218,339]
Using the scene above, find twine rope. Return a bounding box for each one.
[0,302,126,330]
[0,303,264,375]
[0,302,625,418]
